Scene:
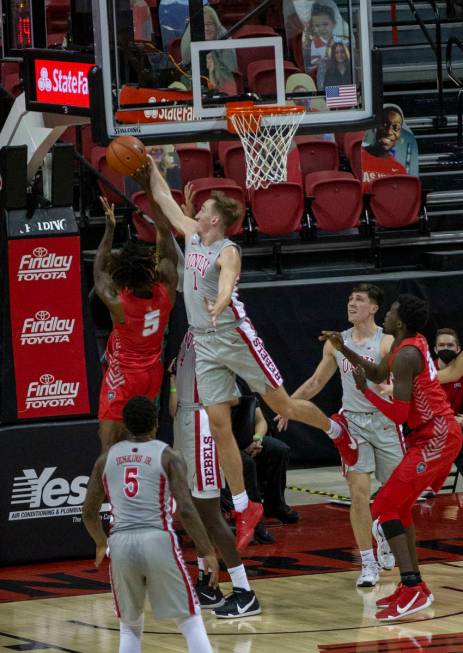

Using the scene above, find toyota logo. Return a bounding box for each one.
[33,247,48,257]
[40,374,55,384]
[35,310,51,321]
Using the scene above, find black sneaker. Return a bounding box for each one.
[195,572,225,609]
[213,588,261,619]
[253,521,275,544]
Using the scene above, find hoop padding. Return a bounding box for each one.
[227,105,305,190]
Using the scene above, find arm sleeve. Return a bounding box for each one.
[363,387,410,425]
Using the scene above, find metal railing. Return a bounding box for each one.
[446,36,463,152]
[405,0,446,127]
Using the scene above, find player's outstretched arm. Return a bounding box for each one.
[82,455,108,568]
[438,350,463,384]
[320,330,390,383]
[144,155,197,238]
[162,448,219,585]
[93,197,124,318]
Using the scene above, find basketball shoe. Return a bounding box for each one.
[195,572,225,609]
[372,519,395,570]
[213,588,261,619]
[356,561,379,587]
[330,414,359,467]
[376,582,434,609]
[236,501,264,552]
[376,583,432,621]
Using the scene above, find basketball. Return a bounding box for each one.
[106,135,147,176]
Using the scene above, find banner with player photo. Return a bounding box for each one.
[361,103,419,191]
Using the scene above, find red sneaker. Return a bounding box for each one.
[330,413,359,467]
[235,501,264,552]
[377,581,433,609]
[376,584,432,621]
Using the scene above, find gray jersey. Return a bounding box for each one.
[176,329,198,407]
[335,327,387,413]
[103,439,173,535]
[184,234,245,329]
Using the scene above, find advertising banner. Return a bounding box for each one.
[34,58,93,109]
[8,233,90,419]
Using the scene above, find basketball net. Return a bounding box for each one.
[227,106,305,190]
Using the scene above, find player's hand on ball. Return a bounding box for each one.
[133,155,152,189]
[100,196,115,228]
[203,553,219,587]
[94,542,107,568]
[319,331,344,351]
[352,365,367,391]
[274,414,289,432]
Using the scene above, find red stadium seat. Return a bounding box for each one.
[131,189,184,242]
[233,25,278,38]
[218,141,247,191]
[344,131,365,181]
[304,171,363,232]
[91,150,126,206]
[247,60,301,96]
[369,176,423,229]
[295,136,339,177]
[250,182,304,236]
[235,29,278,86]
[190,177,246,236]
[175,145,214,185]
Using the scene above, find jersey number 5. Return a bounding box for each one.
[124,467,139,498]
[143,309,160,337]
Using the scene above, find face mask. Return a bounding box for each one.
[437,349,458,364]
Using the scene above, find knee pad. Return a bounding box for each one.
[380,519,405,540]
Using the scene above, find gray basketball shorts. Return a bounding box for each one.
[193,318,283,405]
[108,528,200,621]
[343,410,405,483]
[174,406,224,499]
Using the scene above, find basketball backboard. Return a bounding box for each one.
[90,0,381,145]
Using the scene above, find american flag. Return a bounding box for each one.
[325,84,357,109]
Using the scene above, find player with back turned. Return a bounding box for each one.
[83,395,218,653]
[322,294,462,621]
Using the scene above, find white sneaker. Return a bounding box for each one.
[372,519,395,571]
[356,561,379,587]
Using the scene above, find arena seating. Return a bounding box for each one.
[368,176,424,230]
[304,171,363,234]
[175,145,214,185]
[250,182,304,236]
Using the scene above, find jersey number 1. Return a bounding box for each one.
[143,309,160,337]
[124,467,139,498]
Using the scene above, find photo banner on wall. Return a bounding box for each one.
[7,211,91,420]
[361,103,419,191]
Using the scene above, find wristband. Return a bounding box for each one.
[253,433,264,442]
[170,387,177,393]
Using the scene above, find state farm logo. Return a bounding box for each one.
[17,247,72,281]
[37,64,88,96]
[21,310,75,345]
[8,467,110,521]
[26,374,80,409]
[37,66,52,92]
[144,96,194,122]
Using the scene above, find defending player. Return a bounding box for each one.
[145,155,358,552]
[83,395,217,653]
[170,330,261,618]
[322,295,462,620]
[276,284,402,587]
[93,194,177,450]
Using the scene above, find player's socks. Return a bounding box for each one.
[176,614,213,653]
[119,616,143,653]
[326,419,342,439]
[401,571,420,587]
[360,549,376,565]
[232,491,249,512]
[228,563,251,591]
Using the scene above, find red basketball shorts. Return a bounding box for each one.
[371,415,462,528]
[98,364,163,422]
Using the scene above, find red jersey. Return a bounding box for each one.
[105,282,172,371]
[442,375,463,414]
[388,333,454,430]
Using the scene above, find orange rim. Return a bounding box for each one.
[226,103,304,134]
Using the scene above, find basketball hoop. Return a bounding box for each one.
[226,103,305,190]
